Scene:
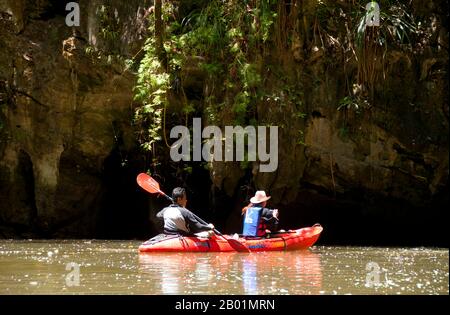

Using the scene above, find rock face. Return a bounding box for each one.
[0,1,448,245]
[187,1,449,245]
[0,0,152,237]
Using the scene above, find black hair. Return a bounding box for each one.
[172,187,186,203]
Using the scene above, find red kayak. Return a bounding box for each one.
[139,224,323,253]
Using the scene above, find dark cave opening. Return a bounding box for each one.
[26,0,69,21]
[277,186,449,247]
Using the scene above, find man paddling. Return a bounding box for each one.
[241,190,279,237]
[156,187,215,238]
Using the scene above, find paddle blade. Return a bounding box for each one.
[137,173,161,194]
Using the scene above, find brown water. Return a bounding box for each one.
[0,240,447,295]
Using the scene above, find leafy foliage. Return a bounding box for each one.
[133,0,286,156]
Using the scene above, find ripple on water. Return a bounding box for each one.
[0,242,447,294]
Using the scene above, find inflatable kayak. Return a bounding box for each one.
[139,224,323,253]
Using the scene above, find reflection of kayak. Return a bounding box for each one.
[139,224,323,253]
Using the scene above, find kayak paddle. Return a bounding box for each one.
[137,173,175,203]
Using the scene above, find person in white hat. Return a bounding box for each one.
[241,190,279,237]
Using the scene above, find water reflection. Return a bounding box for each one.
[138,250,323,294]
[160,256,181,294]
[138,254,179,294]
[239,251,323,294]
[293,251,323,294]
[242,255,258,294]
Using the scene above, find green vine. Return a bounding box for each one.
[97,4,121,51]
[133,0,303,167]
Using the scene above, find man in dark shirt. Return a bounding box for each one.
[156,187,214,237]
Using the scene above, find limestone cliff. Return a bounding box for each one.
[0,0,151,237]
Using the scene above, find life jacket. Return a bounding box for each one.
[242,206,267,237]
